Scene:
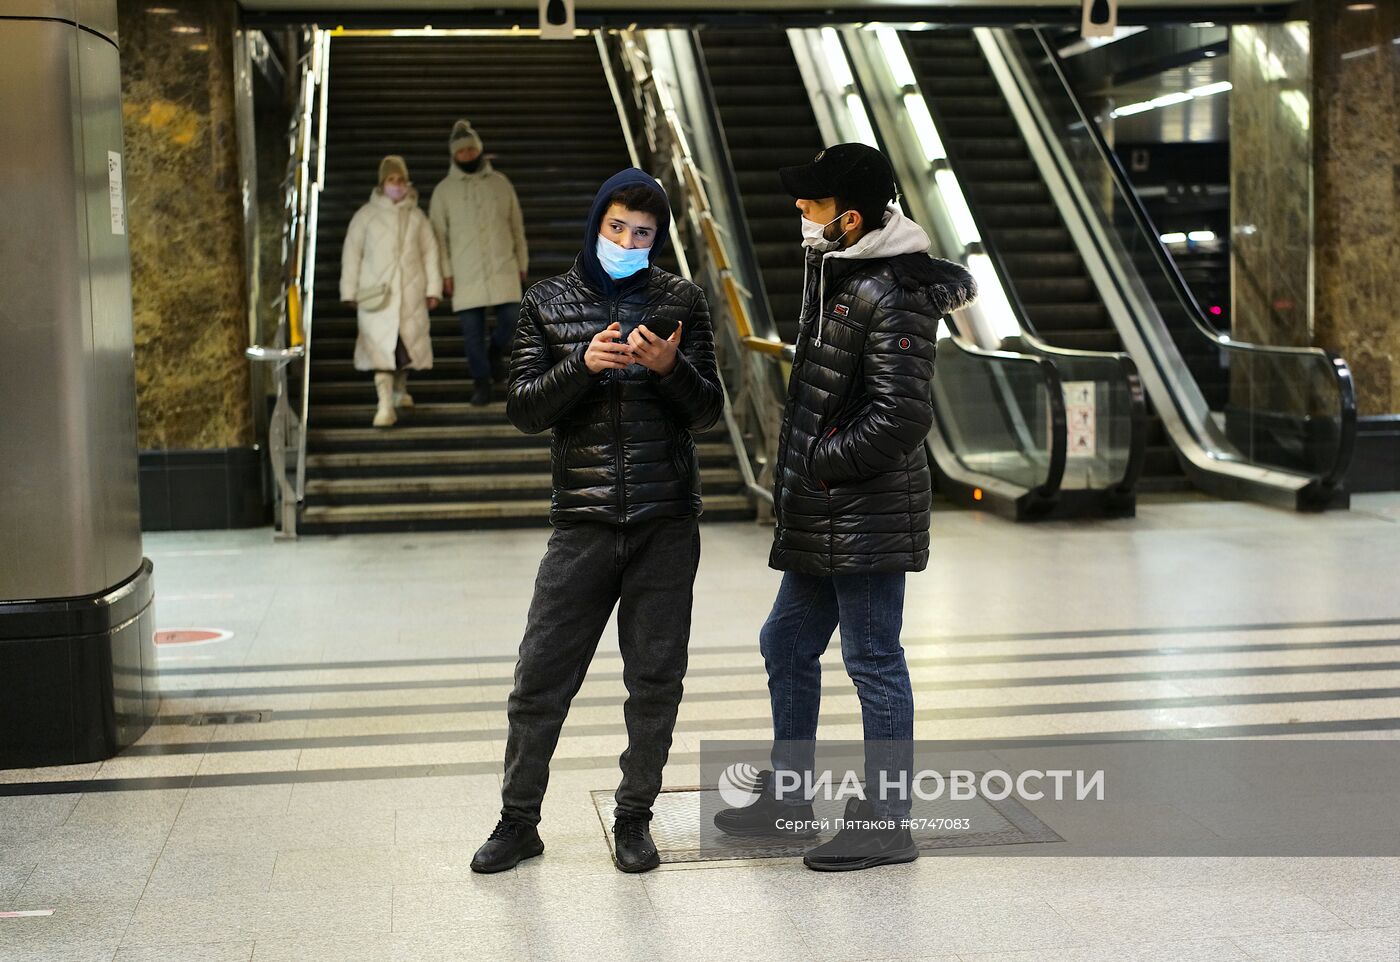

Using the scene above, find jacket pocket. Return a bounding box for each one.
[552,425,571,489]
[667,423,691,493]
[810,422,841,490]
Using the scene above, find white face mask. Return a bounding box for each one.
[383,182,408,201]
[800,211,852,252]
[596,233,651,280]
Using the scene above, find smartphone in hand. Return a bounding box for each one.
[620,316,679,343]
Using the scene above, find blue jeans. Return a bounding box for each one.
[760,570,914,818]
[458,302,520,380]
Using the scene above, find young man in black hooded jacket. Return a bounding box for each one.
[714,144,978,871]
[471,169,723,875]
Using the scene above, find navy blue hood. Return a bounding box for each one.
[579,168,671,294]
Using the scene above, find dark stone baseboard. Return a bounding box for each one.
[1348,416,1400,493]
[140,446,270,531]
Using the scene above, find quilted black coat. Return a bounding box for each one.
[506,171,723,526]
[769,239,977,575]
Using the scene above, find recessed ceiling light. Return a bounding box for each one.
[1347,2,1378,9]
[171,25,200,34]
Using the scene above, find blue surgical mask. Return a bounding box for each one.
[596,234,651,280]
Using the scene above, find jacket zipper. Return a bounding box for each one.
[610,297,626,523]
[777,255,825,532]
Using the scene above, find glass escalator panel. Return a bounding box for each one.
[1010,28,1353,488]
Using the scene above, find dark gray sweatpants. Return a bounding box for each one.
[500,514,701,826]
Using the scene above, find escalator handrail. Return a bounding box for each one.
[1026,26,1357,489]
[935,321,1070,499]
[775,320,1070,500]
[898,30,1146,494]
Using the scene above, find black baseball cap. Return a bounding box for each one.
[779,143,896,205]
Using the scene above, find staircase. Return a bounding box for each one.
[904,29,1188,490]
[304,36,753,533]
[698,30,826,343]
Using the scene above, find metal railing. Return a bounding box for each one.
[1002,26,1355,509]
[608,29,790,512]
[798,25,1140,517]
[841,25,1146,503]
[245,26,331,539]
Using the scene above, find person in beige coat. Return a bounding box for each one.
[429,119,529,405]
[340,155,443,427]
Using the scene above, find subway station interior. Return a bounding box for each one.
[3,0,1400,959]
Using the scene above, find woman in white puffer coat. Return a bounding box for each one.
[339,155,443,427]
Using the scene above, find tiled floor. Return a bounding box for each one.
[3,495,1400,961]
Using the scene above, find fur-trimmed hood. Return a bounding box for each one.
[830,204,977,311]
[807,205,976,344]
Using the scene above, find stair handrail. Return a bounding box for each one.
[610,29,788,510]
[245,26,330,540]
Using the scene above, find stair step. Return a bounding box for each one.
[300,493,757,532]
[306,467,743,499]
[305,441,739,472]
[309,423,536,444]
[310,402,511,424]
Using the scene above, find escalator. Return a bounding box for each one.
[696,30,825,343]
[303,35,752,533]
[903,28,1186,490]
[1007,26,1354,510]
[684,27,1142,520]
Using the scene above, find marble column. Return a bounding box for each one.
[1311,0,1400,418]
[1228,22,1314,350]
[1230,6,1400,419]
[117,0,252,449]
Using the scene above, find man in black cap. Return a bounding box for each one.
[714,144,977,871]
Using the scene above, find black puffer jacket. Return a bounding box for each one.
[770,208,977,575]
[506,169,724,525]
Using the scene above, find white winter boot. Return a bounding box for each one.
[373,372,397,428]
[393,369,414,409]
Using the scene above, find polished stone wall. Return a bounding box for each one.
[1312,1,1400,418]
[1229,22,1314,349]
[117,0,252,449]
[1230,7,1400,419]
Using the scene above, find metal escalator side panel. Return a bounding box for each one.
[837,26,1145,514]
[983,27,1353,509]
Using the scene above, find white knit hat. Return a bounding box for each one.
[378,154,409,185]
[449,119,483,155]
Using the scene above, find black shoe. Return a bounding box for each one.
[803,798,918,872]
[713,770,821,840]
[470,818,544,873]
[612,816,661,873]
[470,378,493,406]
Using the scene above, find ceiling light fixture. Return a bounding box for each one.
[1110,81,1232,119]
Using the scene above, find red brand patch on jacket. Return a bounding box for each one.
[898,336,911,350]
[833,304,850,317]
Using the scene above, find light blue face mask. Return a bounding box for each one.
[596,234,651,280]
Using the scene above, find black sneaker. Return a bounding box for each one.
[713,769,820,840]
[612,816,661,873]
[470,818,544,873]
[803,798,918,872]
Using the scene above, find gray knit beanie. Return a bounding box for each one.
[449,119,483,155]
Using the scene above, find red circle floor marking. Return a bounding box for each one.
[154,628,233,646]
